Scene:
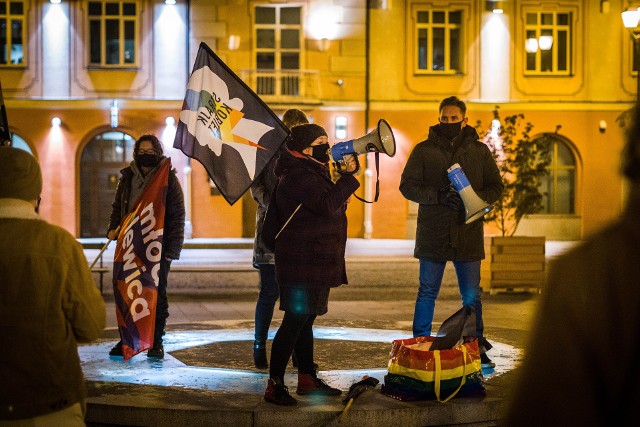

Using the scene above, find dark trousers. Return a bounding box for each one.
[254,264,279,344]
[269,312,316,381]
[154,258,171,346]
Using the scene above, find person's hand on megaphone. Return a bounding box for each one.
[342,154,359,175]
[438,185,463,212]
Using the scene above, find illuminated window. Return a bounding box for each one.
[0,0,25,66]
[538,136,576,214]
[253,5,302,96]
[414,9,461,74]
[88,1,138,67]
[524,12,571,75]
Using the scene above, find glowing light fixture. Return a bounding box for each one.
[335,116,348,140]
[51,117,61,127]
[165,0,176,4]
[110,100,119,128]
[228,35,240,51]
[622,8,640,29]
[162,116,177,147]
[50,0,61,4]
[525,38,539,53]
[485,1,504,14]
[538,35,553,51]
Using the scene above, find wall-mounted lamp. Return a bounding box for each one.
[228,35,240,51]
[599,120,607,134]
[51,117,61,127]
[165,0,176,5]
[622,7,640,38]
[485,1,504,14]
[317,38,331,52]
[335,116,348,140]
[50,0,61,4]
[110,100,119,128]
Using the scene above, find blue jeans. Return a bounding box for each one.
[413,259,484,338]
[254,264,279,345]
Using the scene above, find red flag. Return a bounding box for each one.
[112,159,170,360]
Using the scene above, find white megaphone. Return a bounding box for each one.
[330,119,396,174]
[447,163,493,224]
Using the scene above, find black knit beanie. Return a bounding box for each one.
[287,123,327,152]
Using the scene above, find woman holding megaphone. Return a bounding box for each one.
[263,123,360,406]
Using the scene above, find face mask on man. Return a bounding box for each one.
[309,143,330,164]
[437,121,463,141]
[135,153,161,168]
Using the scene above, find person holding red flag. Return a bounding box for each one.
[107,134,185,359]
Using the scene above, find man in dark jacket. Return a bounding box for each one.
[107,134,185,359]
[399,96,503,368]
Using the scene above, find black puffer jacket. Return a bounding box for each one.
[400,125,503,261]
[273,150,360,289]
[108,159,185,260]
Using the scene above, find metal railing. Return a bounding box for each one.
[238,69,321,103]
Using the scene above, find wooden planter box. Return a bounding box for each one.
[480,236,546,294]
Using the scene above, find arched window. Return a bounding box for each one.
[538,135,576,214]
[80,131,135,237]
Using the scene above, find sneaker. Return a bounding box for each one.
[480,353,496,369]
[264,378,297,406]
[147,343,164,359]
[297,373,342,396]
[108,341,123,357]
[253,345,268,369]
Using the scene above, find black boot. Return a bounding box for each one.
[148,336,164,359]
[253,341,268,369]
[109,340,123,357]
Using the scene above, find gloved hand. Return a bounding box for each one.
[438,186,463,212]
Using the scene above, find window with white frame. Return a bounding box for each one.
[524,11,571,75]
[87,1,138,67]
[539,136,576,214]
[253,4,302,96]
[414,9,461,74]
[0,0,25,66]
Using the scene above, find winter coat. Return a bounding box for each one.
[400,125,503,261]
[505,186,640,426]
[250,147,283,266]
[0,200,106,420]
[273,150,360,289]
[108,159,185,260]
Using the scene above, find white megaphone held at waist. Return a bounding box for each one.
[447,163,493,224]
[330,119,397,174]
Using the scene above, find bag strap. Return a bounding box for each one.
[434,345,468,403]
[275,203,301,240]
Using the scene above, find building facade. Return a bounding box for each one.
[1,0,635,240]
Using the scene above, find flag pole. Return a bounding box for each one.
[0,78,12,144]
[89,226,120,270]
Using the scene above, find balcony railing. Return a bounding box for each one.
[238,69,321,104]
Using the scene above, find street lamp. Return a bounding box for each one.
[622,7,640,100]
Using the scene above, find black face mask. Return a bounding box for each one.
[135,153,161,168]
[437,122,463,141]
[309,143,330,164]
